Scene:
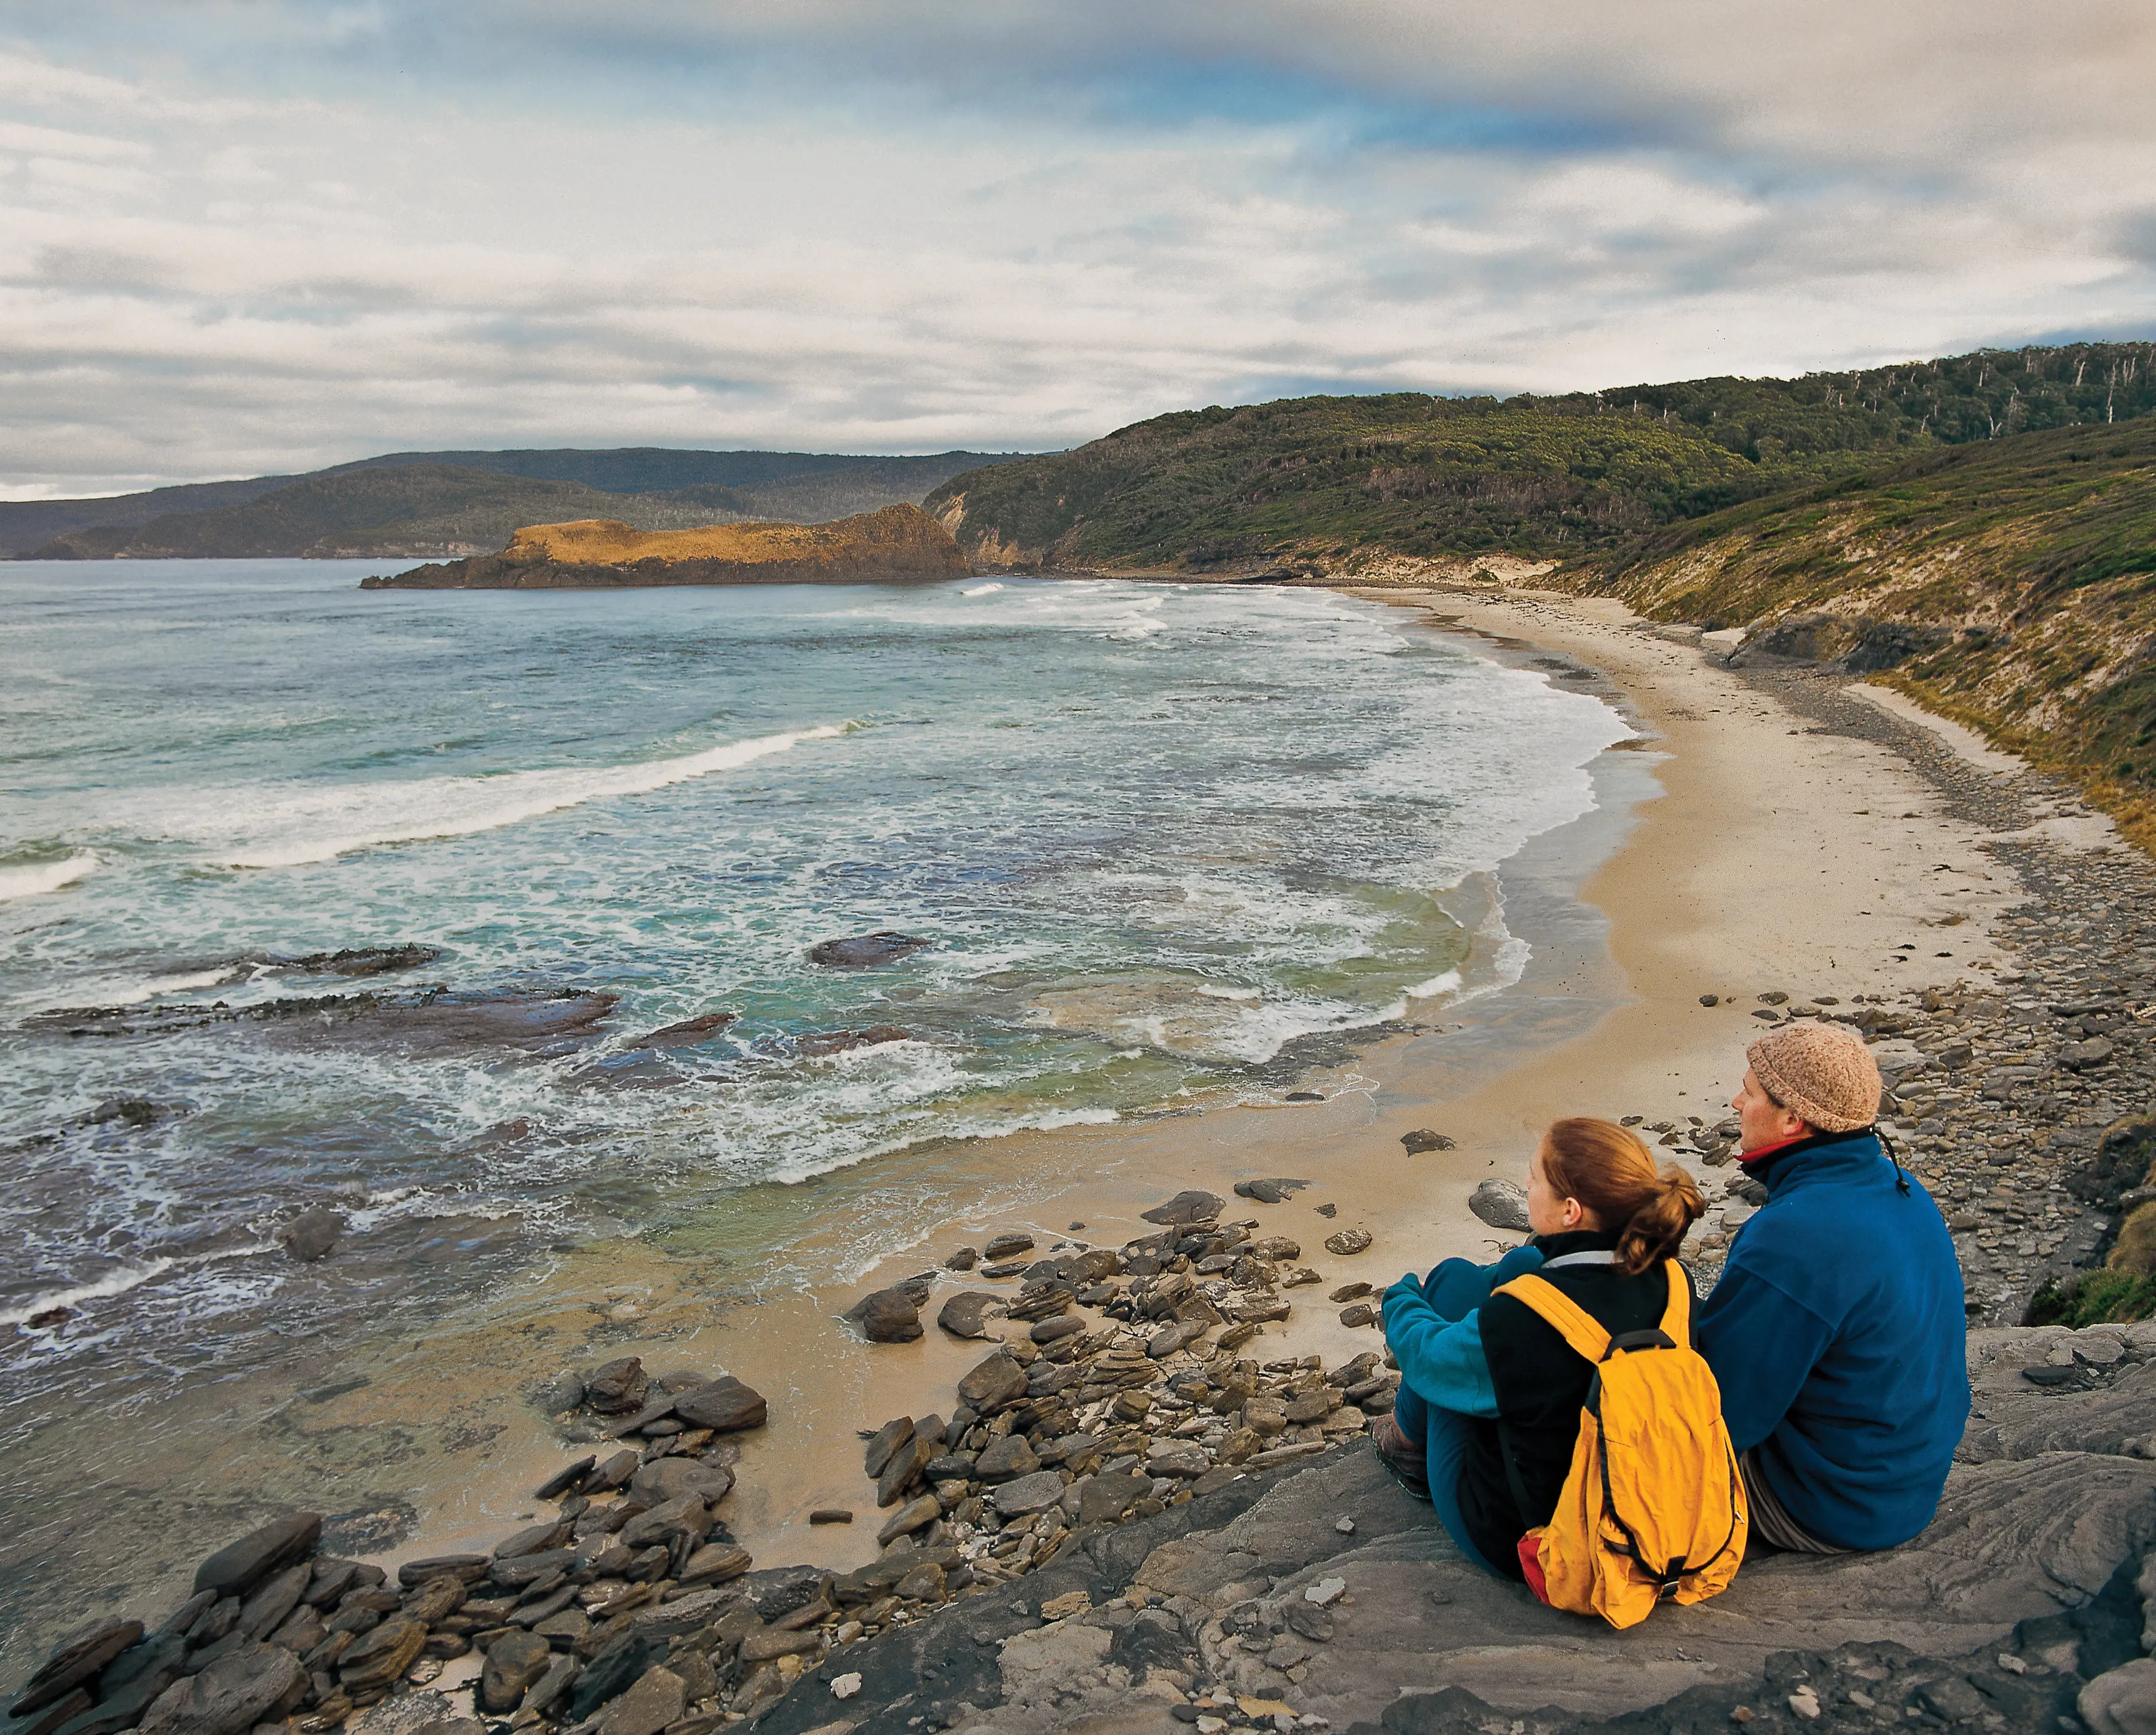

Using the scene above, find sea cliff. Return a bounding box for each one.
[361,505,969,590]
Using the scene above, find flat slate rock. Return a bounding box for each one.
[192,1513,321,1600]
[673,1377,768,1433]
[1233,1179,1310,1205]
[1139,1190,1226,1227]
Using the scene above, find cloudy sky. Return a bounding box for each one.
[4,1,2154,497]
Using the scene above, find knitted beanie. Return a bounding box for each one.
[1747,1020,1883,1134]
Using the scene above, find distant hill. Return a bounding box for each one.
[924,342,2156,574]
[1559,416,2156,849]
[7,448,1036,559]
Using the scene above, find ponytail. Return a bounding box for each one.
[1539,1117,1706,1275]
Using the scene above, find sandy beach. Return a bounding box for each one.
[0,582,2044,1680]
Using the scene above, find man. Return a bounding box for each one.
[1698,1020,1968,1553]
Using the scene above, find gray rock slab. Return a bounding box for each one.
[191,1513,321,1600]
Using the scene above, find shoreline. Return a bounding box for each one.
[2,580,2072,1691]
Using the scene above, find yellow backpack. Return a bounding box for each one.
[1491,1261,1747,1629]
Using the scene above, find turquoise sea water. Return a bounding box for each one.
[0,561,1626,1408]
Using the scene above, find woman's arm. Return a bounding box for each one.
[1382,1275,1501,1419]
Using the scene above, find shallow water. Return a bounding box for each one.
[0,562,1626,1438]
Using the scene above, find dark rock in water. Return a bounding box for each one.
[628,1458,734,1507]
[533,1371,586,1415]
[1234,1178,1309,1205]
[533,1455,594,1500]
[845,1287,925,1342]
[1140,1190,1225,1227]
[937,1292,1005,1339]
[35,985,618,1058]
[274,1206,344,1264]
[944,1246,978,1270]
[192,1513,321,1600]
[983,1231,1037,1261]
[83,1097,173,1130]
[583,1356,650,1415]
[269,945,444,978]
[608,1393,680,1436]
[806,932,932,969]
[629,1010,738,1048]
[8,1689,93,1735]
[1285,1092,1324,1103]
[139,1641,304,1735]
[56,1637,187,1735]
[672,1375,767,1433]
[10,1619,144,1717]
[1402,1128,1457,1154]
[1468,1179,1533,1232]
[795,1023,910,1056]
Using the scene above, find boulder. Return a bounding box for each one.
[480,1631,553,1713]
[975,1434,1042,1482]
[236,1562,312,1640]
[582,1356,650,1415]
[1322,1227,1374,1256]
[139,1643,304,1735]
[595,1667,684,1735]
[1468,1179,1533,1232]
[846,1286,925,1343]
[672,1375,767,1433]
[192,1513,321,1599]
[983,1232,1037,1261]
[862,1416,916,1479]
[9,1620,143,1717]
[992,1472,1069,1518]
[807,932,932,969]
[1140,1191,1225,1227]
[1233,1179,1309,1205]
[2082,1661,2156,1735]
[956,1350,1028,1412]
[1401,1129,1457,1154]
[273,1206,343,1262]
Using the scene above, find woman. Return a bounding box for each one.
[1375,1117,1706,1578]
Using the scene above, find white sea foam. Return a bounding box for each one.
[0,851,98,902]
[1,1239,278,1331]
[961,583,1004,597]
[1405,969,1463,999]
[90,967,237,1007]
[181,723,846,868]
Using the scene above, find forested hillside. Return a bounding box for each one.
[926,342,2156,575]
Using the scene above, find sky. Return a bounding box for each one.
[3,1,2154,497]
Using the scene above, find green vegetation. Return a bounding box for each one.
[2029,1269,2156,1329]
[1561,417,2156,849]
[927,342,2156,574]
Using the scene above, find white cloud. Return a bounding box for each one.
[0,6,2151,495]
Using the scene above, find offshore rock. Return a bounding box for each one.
[807,932,933,969]
[366,505,969,590]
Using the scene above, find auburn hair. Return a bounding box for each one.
[1538,1116,1706,1275]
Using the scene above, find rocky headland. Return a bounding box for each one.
[361,506,969,590]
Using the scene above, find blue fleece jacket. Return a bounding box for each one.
[1697,1129,1967,1550]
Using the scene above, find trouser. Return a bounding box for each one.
[1739,1450,1849,1555]
[1388,1245,1546,1578]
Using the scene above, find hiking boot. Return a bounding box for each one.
[1372,1412,1431,1502]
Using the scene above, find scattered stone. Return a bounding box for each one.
[944,1246,979,1271]
[1329,1283,1373,1302]
[830,1673,863,1701]
[992,1472,1068,1518]
[1338,1302,1376,1328]
[1233,1179,1309,1205]
[1303,1576,1347,1606]
[956,1350,1028,1412]
[479,1632,553,1713]
[983,1231,1037,1261]
[809,1509,853,1525]
[583,1357,650,1416]
[1401,1130,1455,1154]
[1468,1178,1533,1233]
[1321,1228,1373,1257]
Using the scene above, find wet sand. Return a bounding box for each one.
[0,584,2029,1680]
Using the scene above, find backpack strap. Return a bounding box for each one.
[1492,1274,1613,1364]
[1657,1259,1691,1344]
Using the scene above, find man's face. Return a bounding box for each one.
[1731,1066,1807,1153]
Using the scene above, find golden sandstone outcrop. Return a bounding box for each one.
[361,503,970,589]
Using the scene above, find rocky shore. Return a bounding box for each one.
[10,621,2155,1735]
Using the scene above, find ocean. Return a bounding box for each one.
[0,560,1628,1448]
